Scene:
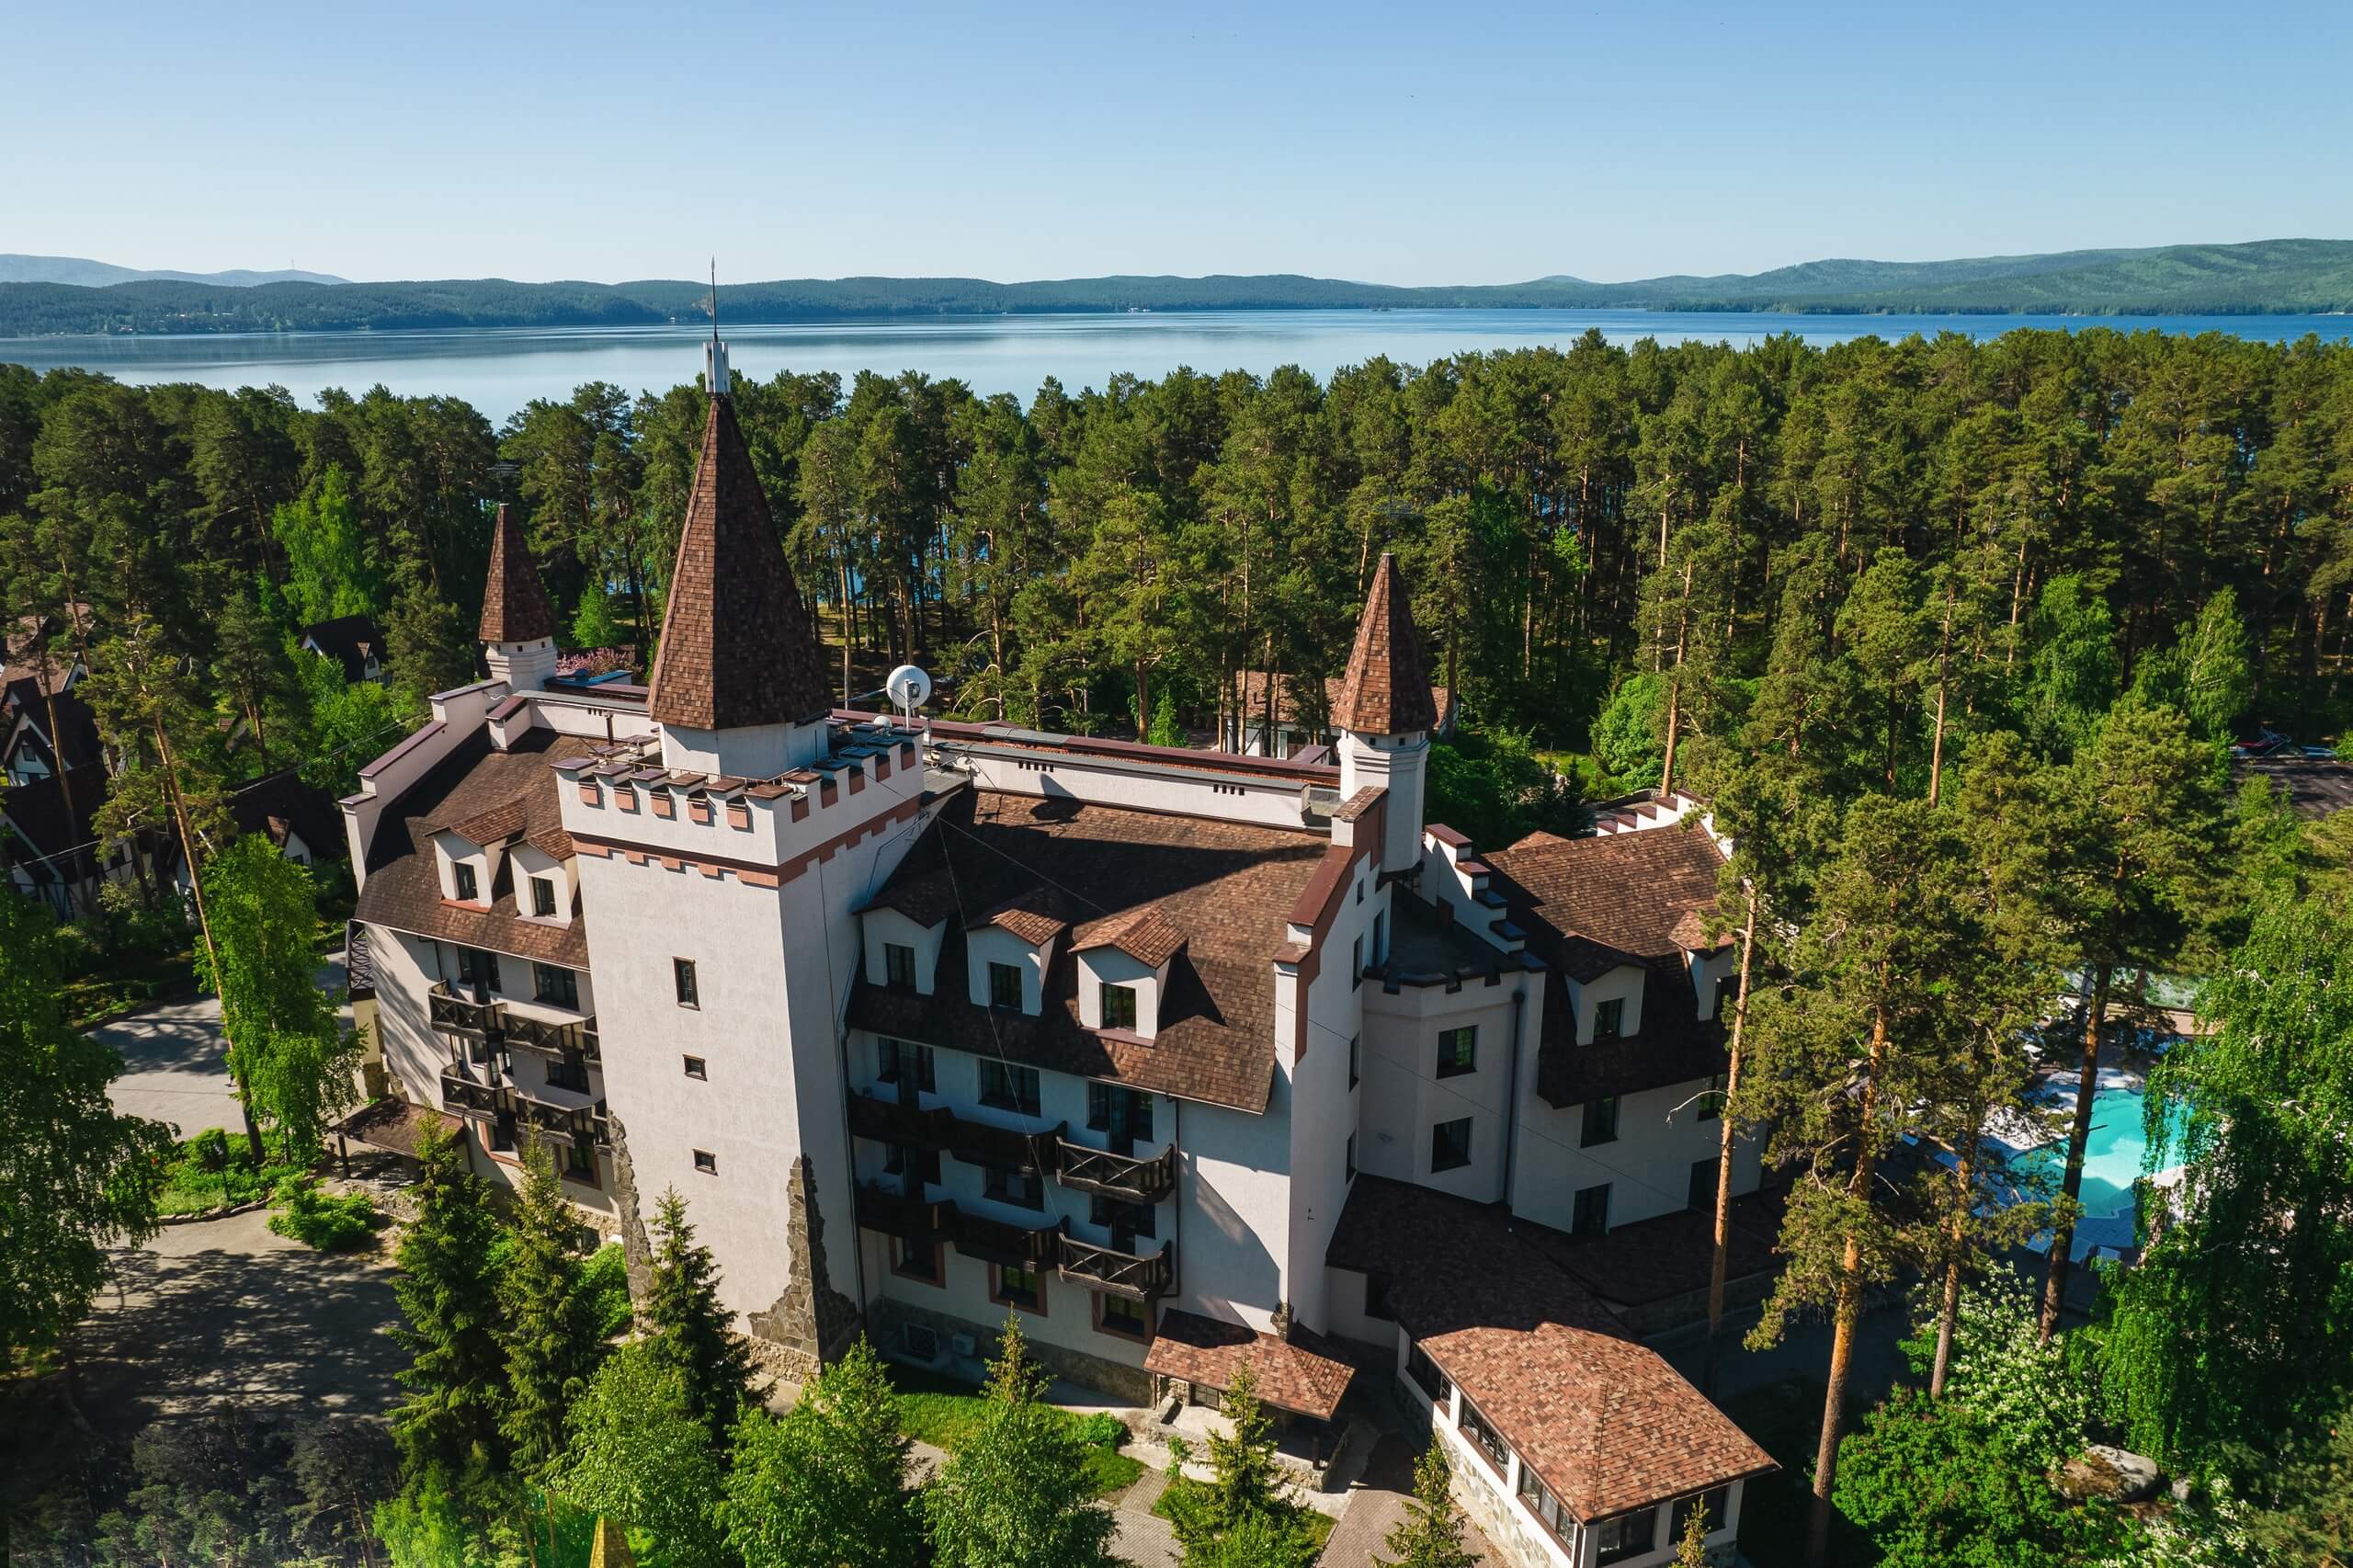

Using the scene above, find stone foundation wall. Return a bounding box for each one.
[865,1296,1154,1406]
[746,1156,862,1377]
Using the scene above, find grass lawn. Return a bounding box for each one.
[1152,1477,1336,1555]
[153,1129,304,1217]
[882,1360,1144,1498]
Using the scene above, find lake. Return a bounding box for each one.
[6,308,2349,424]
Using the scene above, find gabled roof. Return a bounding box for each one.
[301,615,385,684]
[646,395,831,732]
[229,770,345,861]
[1073,901,1187,968]
[1145,1310,1358,1421]
[968,887,1073,948]
[478,505,558,645]
[452,800,528,847]
[1331,553,1438,734]
[1487,824,1729,965]
[1237,670,1452,733]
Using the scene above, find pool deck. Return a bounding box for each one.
[1992,1044,2183,1267]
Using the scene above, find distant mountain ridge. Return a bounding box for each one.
[1,240,2347,337]
[0,254,348,289]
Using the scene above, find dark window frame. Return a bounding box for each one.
[1431,1116,1472,1173]
[1405,1341,1452,1405]
[1573,1181,1612,1237]
[1436,1025,1477,1078]
[991,1262,1046,1314]
[692,1148,717,1176]
[452,861,479,903]
[674,957,699,1009]
[1345,1131,1357,1184]
[1669,1487,1731,1545]
[979,1058,1041,1116]
[884,941,917,988]
[984,1163,1046,1211]
[1096,1291,1151,1340]
[1348,1034,1360,1088]
[879,1038,936,1092]
[988,960,1025,1011]
[1581,1095,1620,1147]
[1099,981,1139,1031]
[1594,1507,1659,1566]
[1593,996,1625,1040]
[532,961,578,1008]
[531,875,558,917]
[683,1055,708,1081]
[1088,1193,1158,1239]
[545,1054,590,1094]
[1458,1394,1511,1474]
[1699,1071,1727,1121]
[893,1235,942,1285]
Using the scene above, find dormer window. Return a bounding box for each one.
[988,962,1024,1011]
[453,862,479,903]
[531,876,557,917]
[885,943,916,988]
[1595,998,1625,1040]
[1100,983,1138,1032]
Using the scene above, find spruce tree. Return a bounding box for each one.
[1378,1446,1478,1568]
[389,1120,509,1477]
[924,1314,1120,1568]
[640,1188,763,1440]
[499,1139,601,1477]
[722,1335,918,1568]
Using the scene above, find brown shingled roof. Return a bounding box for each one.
[452,800,527,846]
[1487,824,1728,963]
[845,790,1327,1112]
[1328,1176,1772,1522]
[1074,902,1187,968]
[969,888,1073,948]
[478,505,557,645]
[1145,1311,1358,1421]
[646,395,832,732]
[1331,553,1438,734]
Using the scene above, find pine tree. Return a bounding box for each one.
[722,1335,919,1568]
[639,1188,763,1440]
[1378,1446,1478,1568]
[384,569,474,708]
[499,1139,601,1477]
[924,1314,1121,1568]
[389,1120,509,1478]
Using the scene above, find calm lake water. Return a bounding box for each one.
[6,309,2349,424]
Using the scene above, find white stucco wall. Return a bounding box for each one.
[1509,1077,1761,1236]
[1359,975,1528,1204]
[861,907,943,994]
[1563,965,1646,1044]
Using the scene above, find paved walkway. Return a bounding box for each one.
[71,1204,404,1439]
[96,955,348,1136]
[1318,1433,1493,1567]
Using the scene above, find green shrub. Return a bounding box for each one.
[268,1176,381,1251]
[154,1130,305,1215]
[579,1242,634,1338]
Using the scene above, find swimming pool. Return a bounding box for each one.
[2011,1086,2189,1218]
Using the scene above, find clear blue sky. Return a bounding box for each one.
[7,0,2347,286]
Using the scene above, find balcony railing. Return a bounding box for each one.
[1058,1235,1174,1301]
[847,1091,956,1148]
[429,983,504,1041]
[854,1184,957,1244]
[1054,1139,1177,1205]
[846,1094,1063,1176]
[954,1211,1063,1269]
[502,1009,600,1064]
[511,1089,606,1150]
[439,1069,503,1121]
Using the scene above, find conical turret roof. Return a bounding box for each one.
[647,393,832,731]
[477,504,557,644]
[1332,552,1437,734]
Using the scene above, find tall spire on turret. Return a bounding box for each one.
[647,320,831,770]
[478,503,560,692]
[1334,553,1437,735]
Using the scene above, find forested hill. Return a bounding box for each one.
[2,239,2348,335]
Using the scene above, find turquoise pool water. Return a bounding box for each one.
[2013,1087,2189,1218]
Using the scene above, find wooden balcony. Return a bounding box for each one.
[854,1184,957,1244]
[955,1211,1063,1269]
[429,983,504,1041]
[948,1116,1063,1176]
[439,1070,503,1122]
[847,1091,956,1148]
[1058,1235,1174,1301]
[502,1009,599,1064]
[511,1089,604,1150]
[1054,1139,1177,1205]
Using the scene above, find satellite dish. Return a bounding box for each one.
[886,665,933,723]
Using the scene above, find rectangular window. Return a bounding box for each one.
[1593,996,1625,1040]
[1431,1116,1472,1173]
[1436,1025,1477,1078]
[1689,1158,1719,1212]
[1405,1341,1452,1405]
[883,1142,941,1186]
[1097,1292,1150,1339]
[1699,1071,1727,1121]
[894,1236,939,1283]
[545,1054,590,1094]
[1595,1508,1659,1565]
[1352,934,1364,989]
[1459,1396,1510,1473]
[531,875,558,917]
[1573,1182,1612,1237]
[1345,1131,1357,1184]
[878,1039,936,1092]
[674,958,699,1008]
[563,1139,597,1182]
[1099,982,1139,1031]
[1581,1095,1620,1147]
[884,941,916,987]
[683,1055,708,1080]
[458,947,500,994]
[1363,1271,1392,1321]
[692,1149,717,1175]
[1089,1195,1158,1239]
[453,861,479,903]
[1086,1083,1154,1142]
[993,1264,1044,1312]
[1348,1035,1360,1088]
[533,962,578,1008]
[1372,910,1385,963]
[980,1059,1041,1116]
[989,961,1024,1010]
[1518,1465,1567,1540]
[984,1165,1046,1211]
[1669,1487,1730,1545]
